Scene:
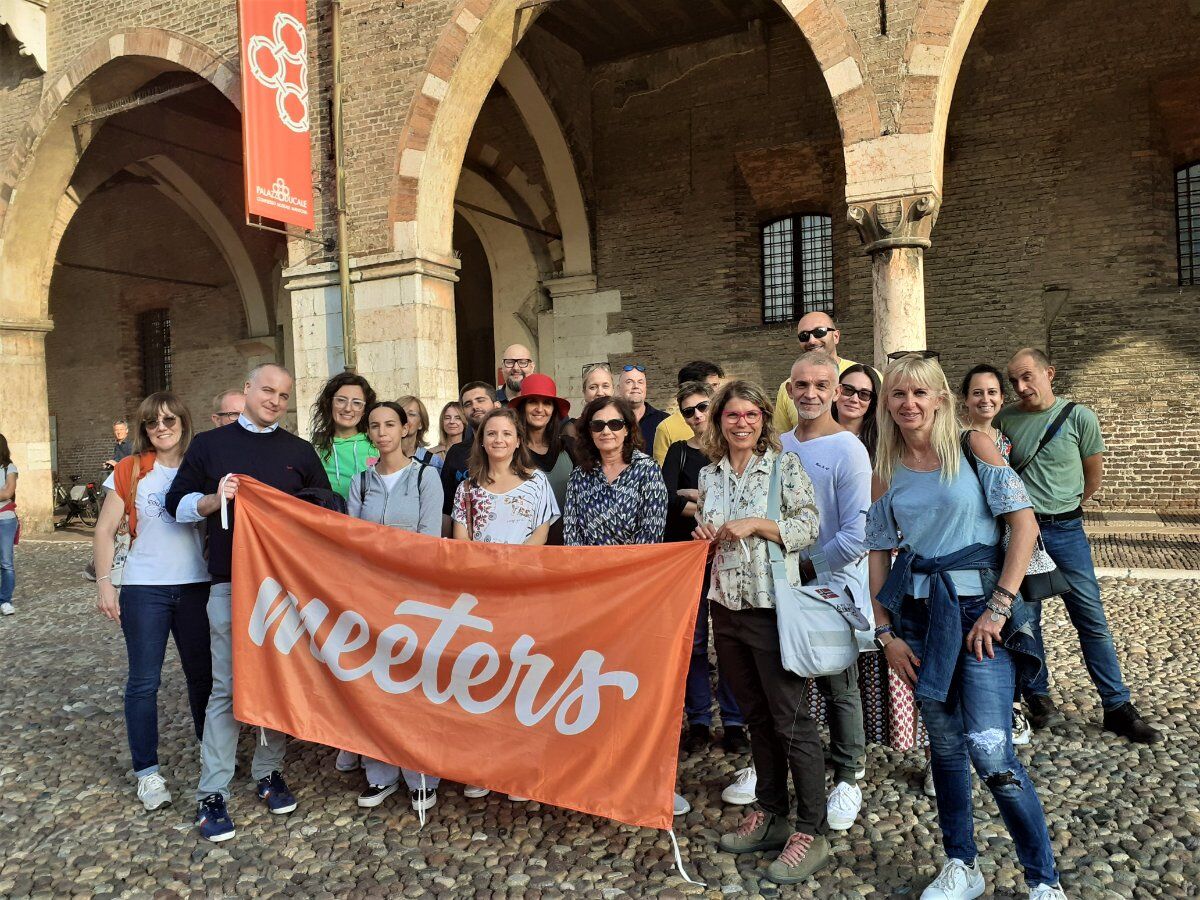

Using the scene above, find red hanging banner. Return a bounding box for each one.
[238,0,315,229]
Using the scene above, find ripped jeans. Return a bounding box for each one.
[906,594,1059,888]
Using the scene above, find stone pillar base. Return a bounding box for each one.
[0,318,54,532]
[284,251,461,433]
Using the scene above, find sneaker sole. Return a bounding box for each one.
[141,795,172,812]
[204,829,236,842]
[411,795,437,812]
[719,837,788,854]
[721,792,756,805]
[826,817,857,831]
[1013,731,1033,746]
[266,800,298,814]
[463,789,490,799]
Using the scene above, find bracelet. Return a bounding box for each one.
[96,574,112,583]
[985,596,1011,617]
[992,585,1016,602]
[873,624,894,638]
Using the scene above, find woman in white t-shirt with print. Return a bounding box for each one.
[0,433,18,616]
[451,407,558,801]
[93,392,211,814]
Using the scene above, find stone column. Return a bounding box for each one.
[283,251,461,434]
[0,317,54,532]
[847,194,940,368]
[539,274,632,410]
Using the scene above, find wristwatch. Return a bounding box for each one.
[873,624,895,652]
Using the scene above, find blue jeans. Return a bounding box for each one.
[685,593,743,727]
[1024,518,1130,710]
[119,583,213,777]
[0,517,16,604]
[908,595,1059,888]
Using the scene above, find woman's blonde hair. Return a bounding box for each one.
[396,395,430,447]
[701,379,780,463]
[874,355,961,485]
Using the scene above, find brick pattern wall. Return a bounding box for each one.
[0,33,44,172]
[928,0,1200,509]
[45,183,248,480]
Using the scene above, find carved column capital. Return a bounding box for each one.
[847,194,940,253]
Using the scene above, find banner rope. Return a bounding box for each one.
[667,829,705,887]
[218,473,233,531]
[417,773,427,830]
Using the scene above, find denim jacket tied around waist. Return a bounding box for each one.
[875,542,1043,704]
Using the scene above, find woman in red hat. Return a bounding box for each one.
[509,374,575,544]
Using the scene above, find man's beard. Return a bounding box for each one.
[505,374,523,394]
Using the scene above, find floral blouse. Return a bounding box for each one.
[562,451,668,546]
[452,470,559,544]
[696,448,820,611]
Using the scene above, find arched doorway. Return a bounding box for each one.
[452,212,496,387]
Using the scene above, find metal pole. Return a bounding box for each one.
[332,0,357,372]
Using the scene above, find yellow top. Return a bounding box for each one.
[772,356,859,434]
[652,410,694,464]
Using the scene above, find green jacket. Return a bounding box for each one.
[321,432,377,499]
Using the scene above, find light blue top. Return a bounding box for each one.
[865,450,1031,598]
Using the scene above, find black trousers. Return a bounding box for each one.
[712,602,827,835]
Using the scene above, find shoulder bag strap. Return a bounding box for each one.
[960,430,980,479]
[1014,401,1077,476]
[124,454,142,539]
[765,453,787,566]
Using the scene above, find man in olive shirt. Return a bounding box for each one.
[771,312,859,434]
[996,349,1160,744]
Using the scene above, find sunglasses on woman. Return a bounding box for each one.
[588,418,628,433]
[680,401,710,418]
[144,415,179,429]
[838,384,875,403]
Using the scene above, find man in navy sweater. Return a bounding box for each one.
[166,363,329,842]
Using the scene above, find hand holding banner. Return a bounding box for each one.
[230,477,708,829]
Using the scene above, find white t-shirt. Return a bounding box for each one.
[0,463,17,520]
[103,462,209,586]
[780,429,872,626]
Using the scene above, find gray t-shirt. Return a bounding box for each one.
[0,463,17,520]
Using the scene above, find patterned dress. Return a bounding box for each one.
[562,450,668,546]
[451,470,559,543]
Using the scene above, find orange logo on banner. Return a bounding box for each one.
[230,478,708,830]
[239,0,315,229]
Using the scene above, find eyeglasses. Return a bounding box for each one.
[502,358,534,369]
[797,326,836,343]
[887,349,940,361]
[214,411,240,421]
[723,410,762,424]
[839,384,875,403]
[622,364,646,373]
[332,396,366,410]
[680,401,710,419]
[144,415,179,429]
[588,418,628,434]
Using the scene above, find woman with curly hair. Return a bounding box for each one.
[310,372,377,499]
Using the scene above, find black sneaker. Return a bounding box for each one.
[721,725,750,754]
[1102,702,1163,744]
[1025,694,1064,730]
[357,782,399,808]
[682,723,711,754]
[410,787,437,812]
[256,771,298,814]
[196,793,235,842]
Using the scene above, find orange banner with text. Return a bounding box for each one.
[238,0,314,229]
[230,478,708,830]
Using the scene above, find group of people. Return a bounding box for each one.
[0,311,1163,899]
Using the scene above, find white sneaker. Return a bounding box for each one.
[923,761,937,798]
[826,781,863,831]
[1029,884,1068,900]
[507,794,530,802]
[721,766,757,805]
[463,785,491,798]
[1012,706,1032,746]
[673,792,691,816]
[334,750,361,772]
[0,602,14,616]
[137,773,172,811]
[920,858,985,899]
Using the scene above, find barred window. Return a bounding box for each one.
[1178,163,1200,286]
[138,308,172,395]
[761,214,834,324]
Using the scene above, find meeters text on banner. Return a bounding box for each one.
[229,478,709,830]
[238,0,315,229]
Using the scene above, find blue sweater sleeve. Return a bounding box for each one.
[165,433,210,517]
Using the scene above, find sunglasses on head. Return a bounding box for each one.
[588,418,628,434]
[622,364,646,373]
[839,384,875,403]
[797,326,836,343]
[886,349,940,361]
[680,400,710,418]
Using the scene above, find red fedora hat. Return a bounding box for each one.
[510,373,571,419]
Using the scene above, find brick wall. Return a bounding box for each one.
[928,0,1200,509]
[0,32,44,172]
[45,183,249,480]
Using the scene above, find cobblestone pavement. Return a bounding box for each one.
[1,542,1197,899]
[1090,534,1200,571]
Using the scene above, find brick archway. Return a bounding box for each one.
[0,27,240,322]
[387,0,880,261]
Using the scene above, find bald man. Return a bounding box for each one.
[497,343,535,404]
[772,312,859,434]
[166,363,330,840]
